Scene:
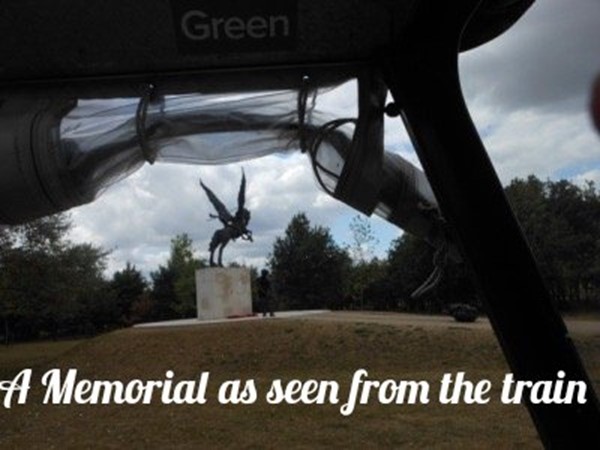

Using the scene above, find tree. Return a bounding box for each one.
[170,234,207,317]
[150,265,178,321]
[111,262,147,325]
[269,213,351,310]
[387,234,435,311]
[344,215,385,310]
[0,213,112,342]
[545,179,600,307]
[347,215,379,263]
[50,242,111,336]
[150,234,206,319]
[386,233,477,313]
[506,176,600,309]
[0,214,72,341]
[0,244,34,343]
[379,176,600,315]
[349,258,389,310]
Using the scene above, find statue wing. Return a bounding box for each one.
[237,169,246,213]
[199,179,233,223]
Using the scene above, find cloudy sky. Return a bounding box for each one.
[68,0,600,277]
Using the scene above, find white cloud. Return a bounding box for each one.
[573,169,600,186]
[467,107,600,183]
[460,0,600,113]
[70,152,356,276]
[458,0,600,184]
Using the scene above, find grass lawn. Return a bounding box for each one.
[0,317,598,449]
[0,339,82,379]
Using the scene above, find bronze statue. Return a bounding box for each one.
[200,170,253,267]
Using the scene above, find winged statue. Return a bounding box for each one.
[199,170,253,267]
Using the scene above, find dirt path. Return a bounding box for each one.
[137,309,598,338]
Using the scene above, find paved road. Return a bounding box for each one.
[136,310,598,337]
[303,311,599,337]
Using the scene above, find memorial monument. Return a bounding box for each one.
[196,170,253,320]
[199,170,253,267]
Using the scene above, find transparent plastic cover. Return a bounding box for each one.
[55,80,443,245]
[59,85,355,196]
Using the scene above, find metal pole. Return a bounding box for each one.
[383,0,600,447]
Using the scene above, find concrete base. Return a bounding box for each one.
[196,267,252,320]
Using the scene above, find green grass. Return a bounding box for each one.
[0,318,597,449]
[0,339,83,379]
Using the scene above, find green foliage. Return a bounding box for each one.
[111,262,147,325]
[269,212,351,310]
[347,258,389,310]
[342,215,388,310]
[506,176,600,309]
[387,234,435,311]
[386,233,479,313]
[150,233,206,319]
[2,175,597,344]
[172,234,207,317]
[381,176,600,313]
[149,265,178,321]
[0,214,112,343]
[347,214,379,263]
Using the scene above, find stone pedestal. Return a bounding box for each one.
[196,267,252,320]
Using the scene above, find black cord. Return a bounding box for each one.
[135,84,159,164]
[411,241,449,299]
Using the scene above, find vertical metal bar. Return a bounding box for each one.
[383,1,600,447]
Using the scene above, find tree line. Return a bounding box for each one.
[0,217,205,343]
[265,176,600,313]
[0,175,598,343]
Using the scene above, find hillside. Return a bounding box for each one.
[1,316,598,448]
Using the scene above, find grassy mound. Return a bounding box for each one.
[1,317,597,448]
